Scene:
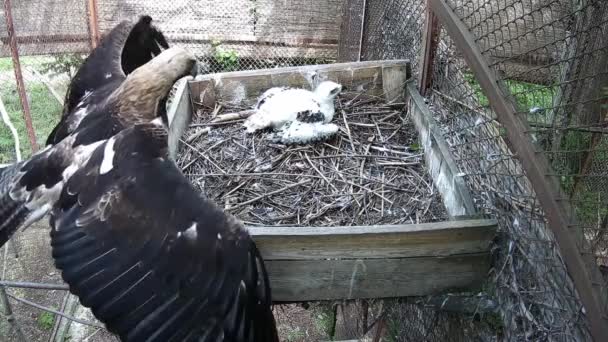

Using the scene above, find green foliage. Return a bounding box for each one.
[0,82,62,163]
[0,58,12,72]
[212,40,239,72]
[463,73,555,116]
[39,53,85,79]
[37,311,55,330]
[313,304,335,339]
[463,73,489,107]
[285,327,305,341]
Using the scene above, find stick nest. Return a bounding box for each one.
[177,93,447,227]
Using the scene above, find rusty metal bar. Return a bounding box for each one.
[428,0,608,340]
[357,0,367,62]
[418,1,440,97]
[2,0,39,152]
[86,0,100,49]
[0,285,27,341]
[0,34,90,45]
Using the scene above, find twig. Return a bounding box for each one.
[210,109,255,123]
[181,140,226,174]
[341,110,357,152]
[211,103,222,119]
[186,127,211,143]
[6,292,104,328]
[304,153,338,192]
[227,179,310,211]
[369,146,418,156]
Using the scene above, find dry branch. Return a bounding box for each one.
[210,109,256,123]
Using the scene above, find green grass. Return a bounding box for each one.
[0,82,62,163]
[0,55,63,163]
[36,311,55,330]
[285,327,305,342]
[464,72,608,232]
[313,304,335,339]
[0,58,12,72]
[0,56,56,72]
[464,72,556,123]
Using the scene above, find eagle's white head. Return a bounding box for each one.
[313,81,343,103]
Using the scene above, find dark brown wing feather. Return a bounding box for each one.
[48,16,170,146]
[50,124,278,342]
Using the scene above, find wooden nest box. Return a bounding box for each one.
[167,60,497,302]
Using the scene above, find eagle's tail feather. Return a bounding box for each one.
[0,161,29,248]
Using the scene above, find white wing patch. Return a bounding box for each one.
[63,140,105,180]
[69,105,89,130]
[150,117,164,127]
[182,222,198,240]
[99,137,117,175]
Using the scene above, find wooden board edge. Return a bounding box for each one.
[406,81,478,218]
[247,218,496,236]
[167,76,193,159]
[192,60,412,82]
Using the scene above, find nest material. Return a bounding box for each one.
[177,94,448,227]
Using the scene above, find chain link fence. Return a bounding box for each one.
[0,0,91,162]
[96,0,344,73]
[336,0,608,340]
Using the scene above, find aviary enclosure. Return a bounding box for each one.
[0,0,607,341]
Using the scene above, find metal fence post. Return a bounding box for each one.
[86,0,100,49]
[418,0,439,97]
[2,0,39,153]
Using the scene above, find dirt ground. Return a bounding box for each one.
[0,221,333,342]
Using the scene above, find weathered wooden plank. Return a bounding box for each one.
[190,60,411,109]
[249,219,496,259]
[166,76,193,159]
[248,219,496,301]
[382,64,409,104]
[267,253,489,301]
[406,82,477,218]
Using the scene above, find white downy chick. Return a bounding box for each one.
[243,80,343,134]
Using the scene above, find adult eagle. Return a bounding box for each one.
[0,17,198,248]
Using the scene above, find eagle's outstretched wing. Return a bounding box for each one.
[50,122,278,342]
[48,16,170,146]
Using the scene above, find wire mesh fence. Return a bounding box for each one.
[426,22,592,340]
[96,0,345,73]
[0,0,91,161]
[421,0,608,340]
